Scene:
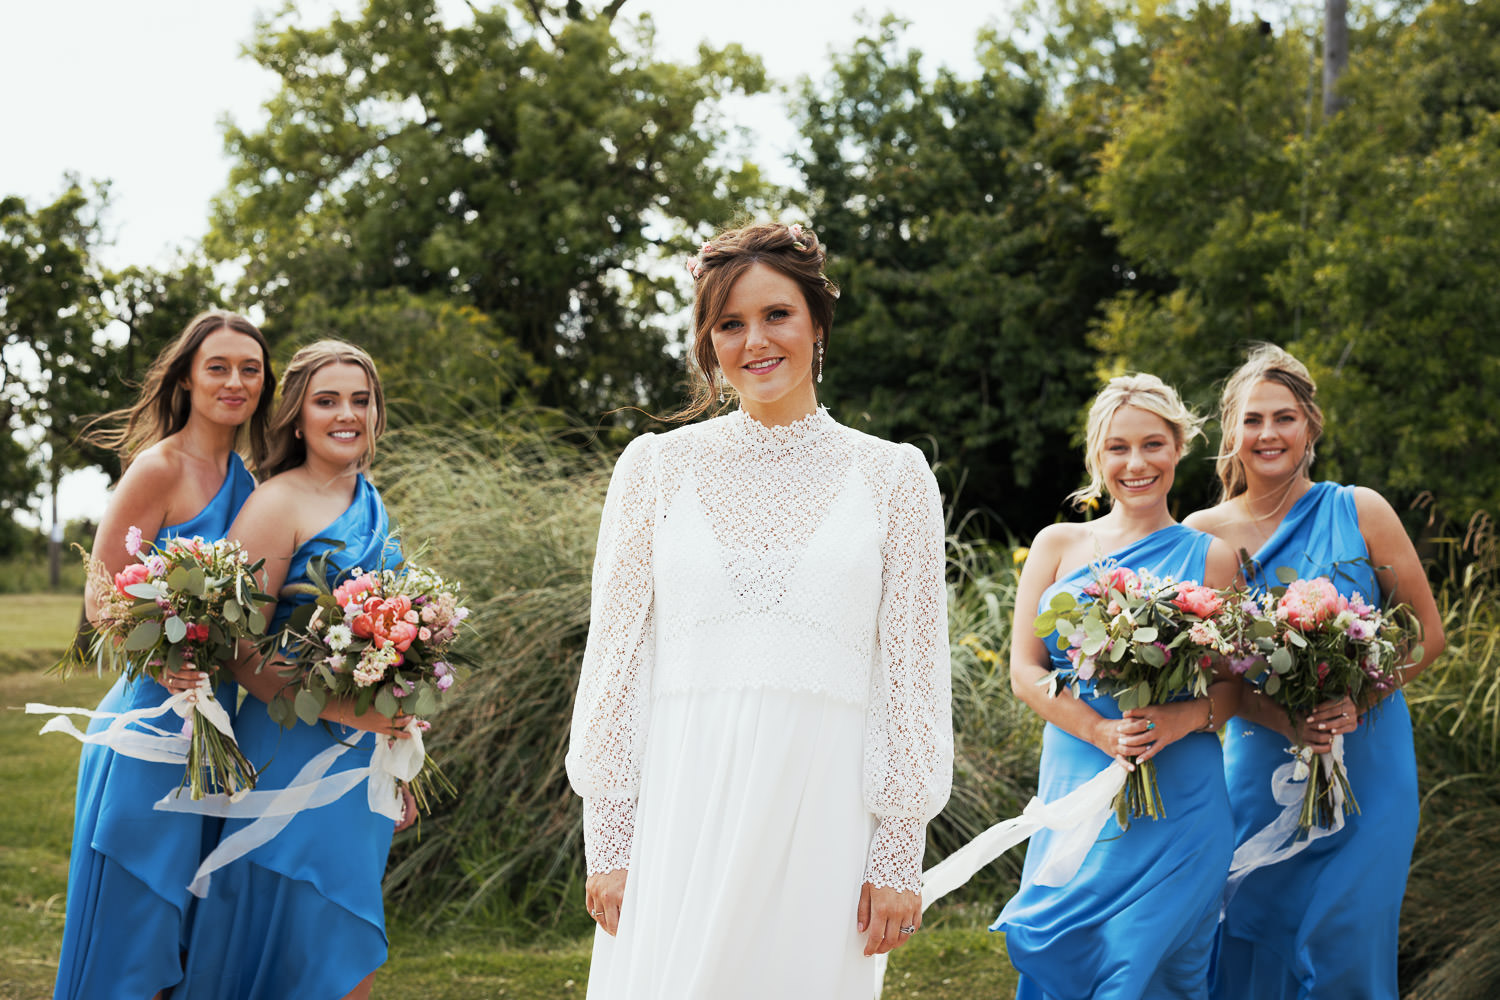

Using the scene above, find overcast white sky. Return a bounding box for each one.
[2,0,1012,523]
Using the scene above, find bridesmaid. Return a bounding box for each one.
[994,373,1241,999]
[175,340,410,1000]
[1186,344,1444,1000]
[57,310,273,1000]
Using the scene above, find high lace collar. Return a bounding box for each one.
[723,405,835,451]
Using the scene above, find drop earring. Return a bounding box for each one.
[717,375,725,404]
[815,337,825,384]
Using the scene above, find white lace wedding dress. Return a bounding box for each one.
[566,407,953,999]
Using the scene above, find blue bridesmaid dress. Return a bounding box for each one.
[176,474,401,1000]
[1212,483,1417,1000]
[995,524,1235,1000]
[55,452,255,1000]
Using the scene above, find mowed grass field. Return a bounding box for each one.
[0,594,1016,999]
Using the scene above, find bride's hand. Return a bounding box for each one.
[857,883,921,956]
[586,869,628,937]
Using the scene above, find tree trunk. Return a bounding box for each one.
[1324,0,1349,118]
[48,460,61,590]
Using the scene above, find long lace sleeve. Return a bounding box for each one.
[565,434,658,875]
[863,444,953,894]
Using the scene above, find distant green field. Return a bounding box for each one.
[1,594,82,675]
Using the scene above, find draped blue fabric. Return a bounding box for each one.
[176,474,401,1000]
[1212,483,1417,1000]
[995,524,1234,1000]
[55,452,256,1000]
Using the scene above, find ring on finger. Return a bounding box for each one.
[900,924,917,935]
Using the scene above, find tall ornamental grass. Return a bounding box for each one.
[376,417,613,935]
[1401,513,1500,999]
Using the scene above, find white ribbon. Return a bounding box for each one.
[874,762,1129,997]
[1221,735,1348,913]
[25,677,238,763]
[921,761,1128,904]
[154,719,425,897]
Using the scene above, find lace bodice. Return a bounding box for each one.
[566,408,953,893]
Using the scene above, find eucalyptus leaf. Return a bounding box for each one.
[164,616,187,644]
[1286,630,1308,649]
[1264,675,1282,696]
[124,619,162,652]
[375,687,399,718]
[1270,646,1294,674]
[168,566,191,591]
[1049,592,1077,613]
[413,685,438,716]
[268,695,296,730]
[1276,567,1300,585]
[1134,626,1159,643]
[1109,637,1128,662]
[222,600,242,624]
[1138,642,1166,668]
[124,582,167,600]
[295,689,323,726]
[248,609,266,635]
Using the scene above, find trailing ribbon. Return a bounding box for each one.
[154,719,424,897]
[873,762,1129,998]
[25,677,238,763]
[1221,735,1348,914]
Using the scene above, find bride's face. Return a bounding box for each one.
[710,263,821,425]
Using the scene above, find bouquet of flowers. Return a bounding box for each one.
[1238,573,1420,830]
[69,527,270,798]
[1034,565,1252,826]
[260,551,469,810]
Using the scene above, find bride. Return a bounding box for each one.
[566,222,953,998]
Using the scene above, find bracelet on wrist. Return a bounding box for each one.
[1199,694,1216,732]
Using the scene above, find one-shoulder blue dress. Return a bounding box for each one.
[176,474,401,1000]
[1211,483,1417,1000]
[55,452,255,1000]
[995,524,1235,1000]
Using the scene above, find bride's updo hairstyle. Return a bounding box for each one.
[675,222,840,422]
[1068,373,1205,511]
[1215,343,1324,502]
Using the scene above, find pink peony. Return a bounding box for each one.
[1172,583,1224,619]
[332,574,378,609]
[1278,577,1349,630]
[114,563,151,596]
[351,595,420,652]
[1084,566,1140,600]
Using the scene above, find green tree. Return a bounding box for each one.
[793,10,1167,533]
[0,182,112,571]
[210,0,767,420]
[1090,0,1500,521]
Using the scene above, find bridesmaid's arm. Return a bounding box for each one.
[1354,486,1446,691]
[83,449,177,624]
[1009,525,1137,769]
[223,483,408,737]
